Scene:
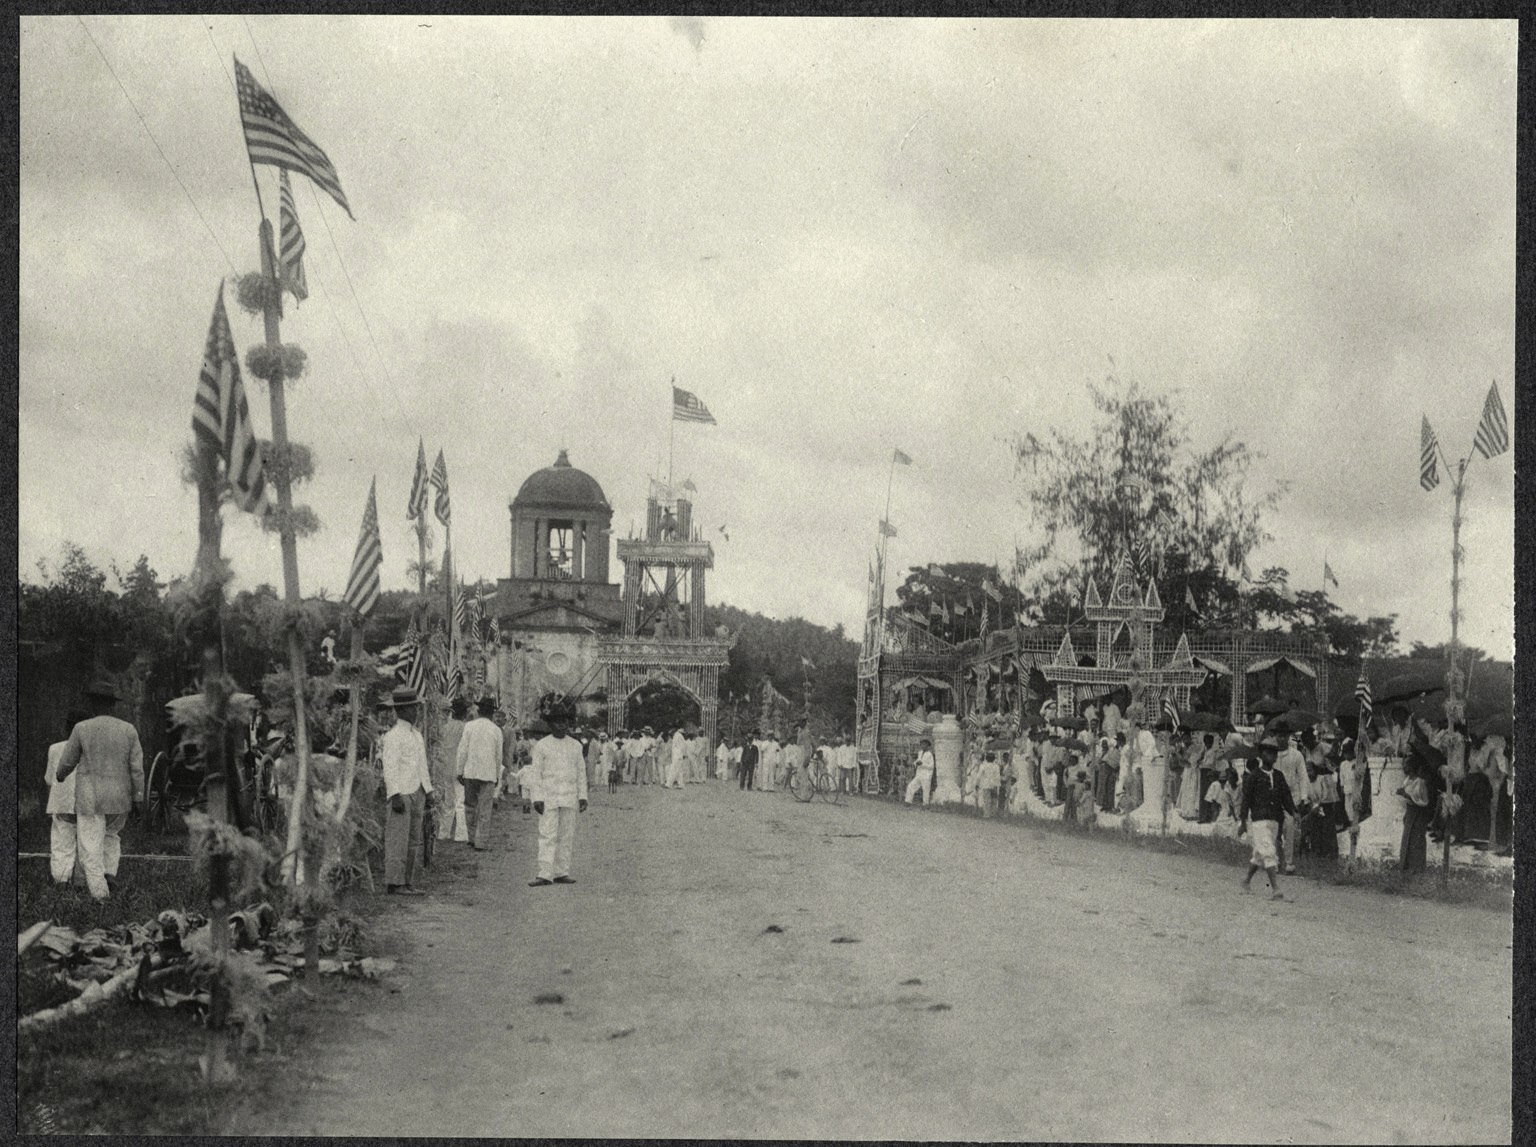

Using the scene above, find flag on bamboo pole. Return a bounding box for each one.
[892,447,913,466]
[277,170,308,301]
[1184,585,1200,616]
[982,578,1002,602]
[1420,416,1441,490]
[1473,382,1509,459]
[192,286,269,514]
[1324,561,1339,589]
[453,579,467,637]
[341,479,382,619]
[879,519,898,539]
[396,620,426,698]
[431,449,451,525]
[1162,693,1180,733]
[672,385,717,424]
[234,57,354,218]
[801,656,817,672]
[489,616,500,647]
[407,439,429,520]
[1354,670,1373,726]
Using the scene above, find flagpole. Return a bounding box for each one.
[255,218,318,888]
[247,159,267,225]
[1442,452,1469,885]
[668,379,676,489]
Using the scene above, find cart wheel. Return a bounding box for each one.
[144,752,172,836]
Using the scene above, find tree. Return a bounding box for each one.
[1408,640,1488,663]
[1011,374,1286,596]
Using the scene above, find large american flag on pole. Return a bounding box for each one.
[277,170,308,301]
[1354,668,1373,726]
[1420,416,1441,491]
[407,438,429,520]
[672,385,717,424]
[341,479,382,620]
[1473,381,1509,459]
[234,57,353,219]
[192,286,268,514]
[431,449,451,526]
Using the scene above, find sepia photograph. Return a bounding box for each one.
[16,13,1515,1141]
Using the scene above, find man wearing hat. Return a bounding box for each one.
[528,701,588,886]
[905,738,936,804]
[54,681,145,900]
[456,697,504,851]
[1237,738,1297,900]
[1273,732,1309,874]
[380,688,433,894]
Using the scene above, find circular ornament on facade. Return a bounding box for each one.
[1115,581,1138,605]
[545,651,572,677]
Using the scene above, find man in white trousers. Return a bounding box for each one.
[666,727,689,788]
[529,704,589,886]
[55,682,144,900]
[434,697,470,843]
[905,738,936,804]
[455,697,504,850]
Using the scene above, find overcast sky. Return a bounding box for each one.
[19,16,1516,659]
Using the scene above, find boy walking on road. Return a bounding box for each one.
[1237,741,1297,901]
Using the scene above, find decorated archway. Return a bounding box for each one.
[622,671,704,734]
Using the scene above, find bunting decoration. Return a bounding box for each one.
[1162,693,1180,734]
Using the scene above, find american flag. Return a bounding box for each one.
[1162,693,1180,733]
[1354,669,1373,726]
[431,449,451,525]
[489,616,500,646]
[341,479,382,619]
[407,439,429,521]
[672,385,717,424]
[1041,698,1057,720]
[192,286,268,514]
[277,170,308,302]
[1420,416,1440,491]
[395,621,426,698]
[234,58,353,219]
[1473,382,1509,459]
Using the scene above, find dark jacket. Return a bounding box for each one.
[1239,766,1297,825]
[740,742,760,768]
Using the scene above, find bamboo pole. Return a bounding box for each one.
[1442,457,1468,885]
[255,219,317,888]
[335,622,365,826]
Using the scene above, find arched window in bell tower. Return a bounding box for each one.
[547,520,575,580]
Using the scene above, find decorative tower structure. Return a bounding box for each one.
[597,483,734,744]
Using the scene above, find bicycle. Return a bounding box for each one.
[810,760,846,805]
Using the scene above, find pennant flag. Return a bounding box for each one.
[1420,416,1440,491]
[967,592,977,616]
[718,524,730,543]
[1354,669,1373,725]
[982,578,1002,602]
[929,598,943,618]
[672,385,717,424]
[192,286,268,514]
[938,599,950,623]
[681,478,698,493]
[892,447,913,466]
[1162,693,1180,733]
[1324,561,1339,589]
[879,519,898,539]
[431,449,451,525]
[274,170,310,302]
[341,479,382,619]
[408,438,429,521]
[1473,382,1509,459]
[234,58,353,219]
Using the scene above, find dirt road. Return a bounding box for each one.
[243,780,1511,1142]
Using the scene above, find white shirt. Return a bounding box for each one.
[530,734,589,808]
[836,744,858,771]
[625,735,652,760]
[46,740,76,815]
[914,749,936,774]
[974,759,1002,790]
[1134,728,1161,768]
[456,716,504,783]
[380,719,433,799]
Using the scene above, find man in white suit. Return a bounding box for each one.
[529,704,589,886]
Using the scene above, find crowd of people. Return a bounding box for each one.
[894,694,1512,892]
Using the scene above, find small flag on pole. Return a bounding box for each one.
[408,439,429,521]
[192,286,268,514]
[672,385,717,424]
[1473,382,1509,459]
[341,479,382,619]
[1184,585,1200,616]
[982,578,1002,602]
[879,519,898,539]
[276,170,308,301]
[1162,694,1180,733]
[234,58,353,219]
[1324,561,1339,589]
[453,579,467,635]
[681,478,698,493]
[801,656,816,671]
[718,524,730,542]
[1354,669,1373,727]
[1420,416,1441,490]
[892,447,913,466]
[431,449,451,525]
